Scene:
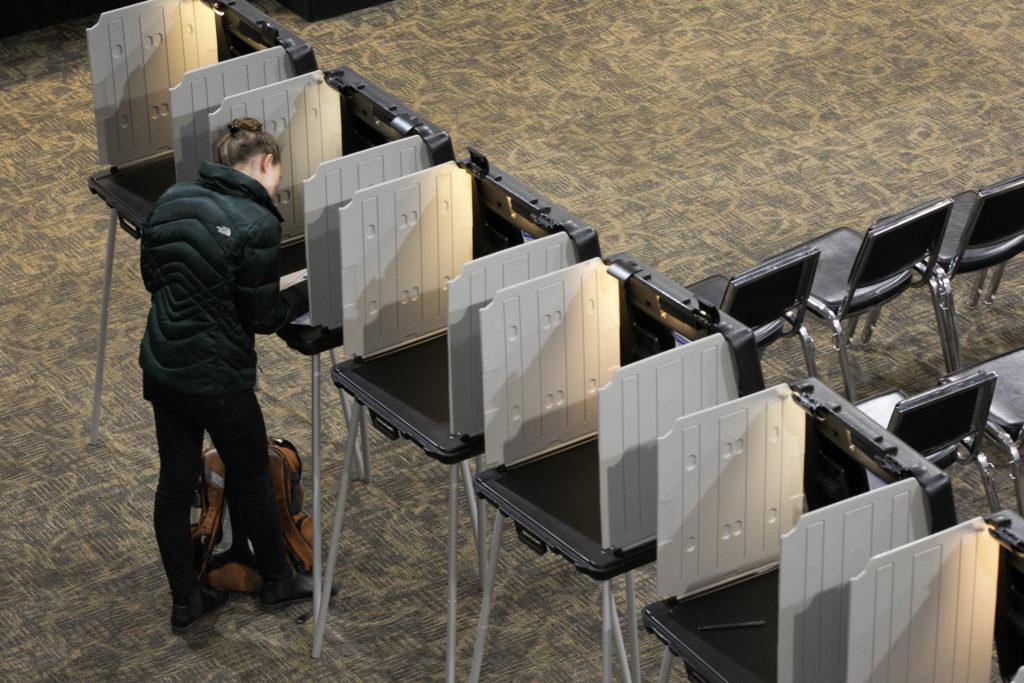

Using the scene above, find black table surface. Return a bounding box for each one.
[475,440,656,580]
[643,569,779,683]
[331,334,482,464]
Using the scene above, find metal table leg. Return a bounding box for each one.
[469,513,505,683]
[625,571,641,682]
[329,349,366,481]
[89,208,118,445]
[311,354,322,620]
[658,645,672,683]
[311,404,361,658]
[446,465,459,683]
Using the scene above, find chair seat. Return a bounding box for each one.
[780,227,912,315]
[474,440,655,580]
[855,390,907,429]
[938,191,1024,275]
[946,348,1024,441]
[643,569,779,682]
[331,334,481,463]
[687,274,786,346]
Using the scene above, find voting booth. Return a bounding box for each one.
[467,254,765,682]
[85,0,455,446]
[637,377,1024,682]
[313,151,600,677]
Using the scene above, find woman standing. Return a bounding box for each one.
[140,118,314,632]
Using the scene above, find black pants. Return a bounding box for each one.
[145,376,290,600]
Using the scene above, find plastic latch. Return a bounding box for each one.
[466,147,490,175]
[369,413,399,441]
[987,512,1024,555]
[514,523,547,555]
[792,389,830,419]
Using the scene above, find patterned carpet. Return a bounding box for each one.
[2,0,1023,679]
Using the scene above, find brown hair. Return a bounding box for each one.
[213,117,281,168]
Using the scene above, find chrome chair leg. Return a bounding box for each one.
[969,269,987,308]
[927,270,961,372]
[972,451,1002,513]
[807,298,857,400]
[984,262,1006,305]
[797,324,819,378]
[859,306,881,345]
[845,314,860,341]
[989,424,1024,514]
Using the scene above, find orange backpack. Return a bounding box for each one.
[191,437,315,591]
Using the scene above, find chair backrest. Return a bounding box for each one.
[171,46,298,182]
[845,516,1001,683]
[777,478,930,683]
[957,174,1024,265]
[722,248,820,330]
[843,197,951,314]
[447,233,579,437]
[304,136,433,329]
[209,70,342,241]
[88,0,219,167]
[656,384,806,598]
[889,370,997,461]
[340,161,475,358]
[599,334,739,552]
[480,259,621,468]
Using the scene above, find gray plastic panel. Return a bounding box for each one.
[304,137,432,329]
[845,517,1000,683]
[777,478,930,683]
[340,161,474,358]
[209,71,342,241]
[480,259,621,468]
[598,334,740,552]
[171,46,296,182]
[656,384,806,598]
[447,233,578,437]
[88,0,218,166]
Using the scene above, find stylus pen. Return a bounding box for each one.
[697,620,766,632]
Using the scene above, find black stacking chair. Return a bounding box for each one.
[687,248,820,376]
[766,197,952,400]
[945,348,1024,514]
[932,174,1024,362]
[855,371,1001,511]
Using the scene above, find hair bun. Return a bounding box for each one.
[228,117,263,135]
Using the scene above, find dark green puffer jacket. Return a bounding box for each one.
[139,161,308,396]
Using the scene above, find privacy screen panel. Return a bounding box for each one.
[480,259,620,468]
[304,136,432,328]
[656,384,805,598]
[447,233,578,437]
[598,334,739,552]
[340,162,474,357]
[89,0,218,166]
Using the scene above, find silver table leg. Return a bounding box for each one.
[446,465,458,683]
[459,460,483,577]
[311,354,322,619]
[602,581,613,683]
[658,645,672,683]
[312,403,361,659]
[469,513,505,683]
[625,571,640,682]
[328,348,366,481]
[361,407,371,483]
[475,455,487,587]
[608,578,634,683]
[89,208,118,446]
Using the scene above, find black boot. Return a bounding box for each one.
[171,586,229,634]
[260,569,333,611]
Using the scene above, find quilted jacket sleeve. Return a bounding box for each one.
[234,215,309,334]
